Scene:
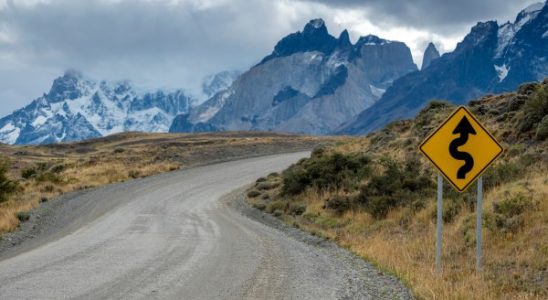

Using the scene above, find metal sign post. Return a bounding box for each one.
[476,176,483,272]
[436,173,443,274]
[420,106,503,274]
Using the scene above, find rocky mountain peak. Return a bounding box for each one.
[259,18,337,64]
[356,35,391,46]
[337,29,352,48]
[421,42,440,70]
[303,18,328,34]
[47,69,87,103]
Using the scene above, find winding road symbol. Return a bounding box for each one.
[449,116,476,179]
[419,106,503,192]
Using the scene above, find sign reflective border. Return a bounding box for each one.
[419,106,503,192]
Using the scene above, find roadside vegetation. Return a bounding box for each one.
[0,132,328,234]
[247,80,548,299]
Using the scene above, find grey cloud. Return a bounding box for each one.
[299,0,543,32]
[0,0,312,116]
[0,0,541,117]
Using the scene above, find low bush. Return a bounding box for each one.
[50,164,65,174]
[255,177,267,183]
[266,200,287,214]
[21,167,37,179]
[288,202,307,216]
[325,194,353,215]
[16,211,30,222]
[491,193,534,234]
[256,181,280,190]
[252,202,266,211]
[281,152,372,196]
[519,84,548,132]
[128,170,140,179]
[358,157,434,219]
[536,115,548,140]
[247,190,261,198]
[493,193,533,218]
[0,159,18,203]
[35,172,63,184]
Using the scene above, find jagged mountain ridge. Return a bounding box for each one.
[339,2,548,135]
[0,70,194,144]
[170,19,417,134]
[421,42,440,70]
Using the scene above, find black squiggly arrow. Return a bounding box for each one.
[449,116,476,179]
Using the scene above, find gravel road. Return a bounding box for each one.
[0,153,412,299]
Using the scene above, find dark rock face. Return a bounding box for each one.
[339,2,547,135]
[46,70,85,103]
[421,43,440,70]
[352,35,418,89]
[259,19,338,65]
[170,19,417,135]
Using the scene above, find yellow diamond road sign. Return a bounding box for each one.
[419,106,503,192]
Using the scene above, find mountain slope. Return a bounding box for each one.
[340,2,548,135]
[170,19,417,135]
[0,71,194,144]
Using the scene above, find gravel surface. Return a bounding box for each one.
[0,153,413,299]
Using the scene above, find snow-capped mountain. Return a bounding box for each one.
[340,2,548,135]
[170,19,417,134]
[0,70,194,144]
[201,70,241,98]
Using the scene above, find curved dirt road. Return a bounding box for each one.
[0,153,411,299]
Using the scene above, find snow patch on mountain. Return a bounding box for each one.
[494,64,510,81]
[0,71,194,144]
[369,85,386,98]
[496,2,544,58]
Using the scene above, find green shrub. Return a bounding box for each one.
[288,202,307,216]
[128,170,140,179]
[42,184,55,193]
[491,194,534,234]
[266,200,287,214]
[21,167,37,179]
[255,177,267,183]
[247,190,261,198]
[519,84,548,132]
[443,199,461,223]
[281,165,310,195]
[358,157,434,219]
[281,152,372,196]
[252,202,266,211]
[35,172,63,184]
[325,194,353,215]
[113,147,125,153]
[0,159,18,203]
[536,115,548,141]
[256,181,280,190]
[493,193,533,218]
[50,164,65,173]
[16,211,30,222]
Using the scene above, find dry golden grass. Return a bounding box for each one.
[251,167,547,299]
[0,131,334,235]
[246,85,548,299]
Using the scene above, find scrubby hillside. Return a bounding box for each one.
[247,80,548,299]
[0,132,331,235]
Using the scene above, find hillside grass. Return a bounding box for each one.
[246,81,548,299]
[0,131,331,235]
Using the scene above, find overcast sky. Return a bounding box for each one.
[0,0,541,117]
